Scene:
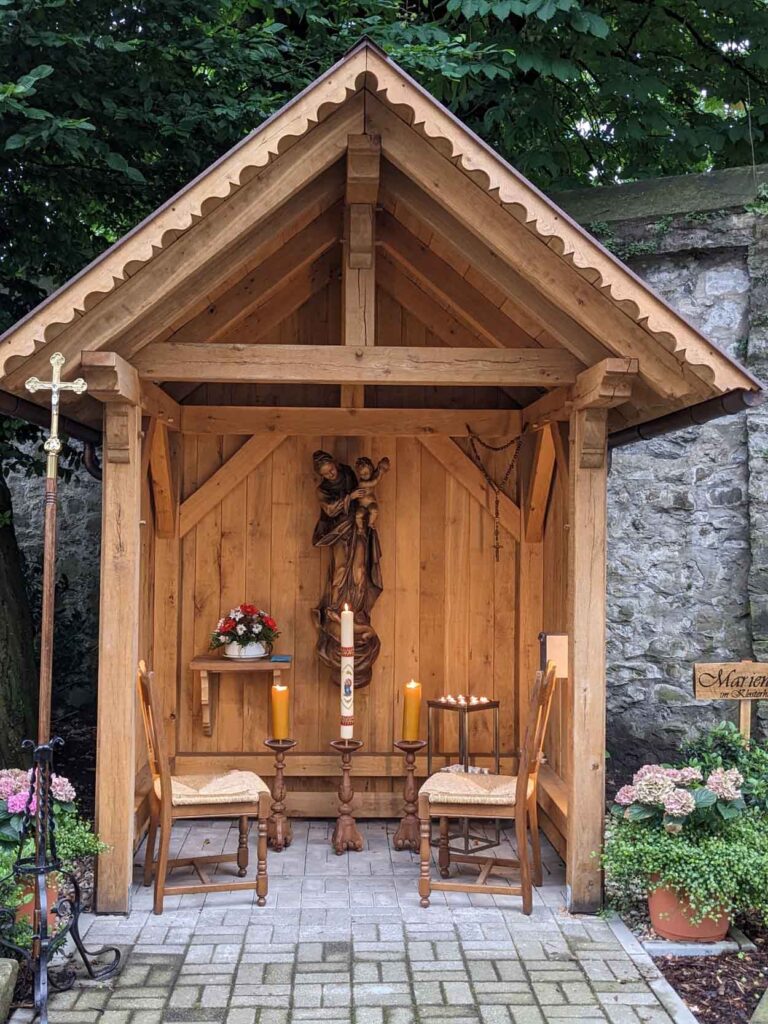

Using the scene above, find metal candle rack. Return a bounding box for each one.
[426,695,501,854]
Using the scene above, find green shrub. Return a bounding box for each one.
[680,722,768,812]
[604,811,768,924]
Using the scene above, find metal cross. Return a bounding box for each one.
[25,353,87,478]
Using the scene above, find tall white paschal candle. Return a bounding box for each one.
[340,604,355,740]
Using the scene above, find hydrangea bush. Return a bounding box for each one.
[604,760,768,925]
[611,762,746,833]
[0,768,101,860]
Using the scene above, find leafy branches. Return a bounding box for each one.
[2,0,768,338]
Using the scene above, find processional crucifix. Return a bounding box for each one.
[0,354,119,1023]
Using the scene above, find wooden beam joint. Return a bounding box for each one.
[82,351,140,406]
[573,358,638,410]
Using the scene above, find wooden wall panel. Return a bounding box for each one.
[167,429,520,805]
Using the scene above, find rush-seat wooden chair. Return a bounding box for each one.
[138,662,271,914]
[418,663,558,914]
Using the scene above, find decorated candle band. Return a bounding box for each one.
[340,646,354,657]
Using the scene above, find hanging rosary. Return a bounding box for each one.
[466,425,523,561]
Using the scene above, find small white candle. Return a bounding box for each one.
[340,604,354,740]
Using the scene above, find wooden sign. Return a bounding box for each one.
[694,661,768,701]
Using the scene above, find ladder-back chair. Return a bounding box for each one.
[138,661,270,914]
[417,663,558,914]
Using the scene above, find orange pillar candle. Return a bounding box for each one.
[271,683,290,740]
[402,680,422,741]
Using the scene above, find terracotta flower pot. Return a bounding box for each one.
[648,882,729,942]
[15,875,59,930]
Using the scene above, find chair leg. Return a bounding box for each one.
[154,813,172,915]
[418,795,431,908]
[143,802,159,887]
[515,808,533,916]
[256,795,268,907]
[438,816,450,879]
[237,815,249,877]
[528,796,543,888]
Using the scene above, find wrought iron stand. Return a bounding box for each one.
[0,741,121,1023]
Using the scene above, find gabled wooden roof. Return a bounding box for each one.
[0,38,760,431]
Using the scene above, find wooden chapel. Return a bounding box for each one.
[0,40,760,915]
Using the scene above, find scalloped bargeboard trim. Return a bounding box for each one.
[0,40,759,400]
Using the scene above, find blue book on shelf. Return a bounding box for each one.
[270,655,291,663]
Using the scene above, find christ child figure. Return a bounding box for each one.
[353,456,390,531]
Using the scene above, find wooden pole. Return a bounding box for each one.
[94,401,142,913]
[566,408,608,914]
[739,699,752,742]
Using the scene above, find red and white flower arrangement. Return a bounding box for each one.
[210,604,280,651]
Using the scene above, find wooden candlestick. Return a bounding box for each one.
[329,739,364,854]
[263,739,297,851]
[392,739,427,851]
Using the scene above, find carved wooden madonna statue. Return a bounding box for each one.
[311,449,389,687]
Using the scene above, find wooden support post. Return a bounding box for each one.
[517,447,544,757]
[566,407,608,913]
[342,133,379,408]
[95,400,142,913]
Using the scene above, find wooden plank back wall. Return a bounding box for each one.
[542,457,570,785]
[171,432,519,798]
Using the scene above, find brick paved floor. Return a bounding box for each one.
[10,820,695,1024]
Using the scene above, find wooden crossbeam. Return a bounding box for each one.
[169,204,341,345]
[135,344,582,387]
[180,406,522,436]
[378,211,535,349]
[381,163,608,367]
[215,249,338,345]
[377,255,488,350]
[369,95,697,402]
[418,436,521,540]
[179,433,286,537]
[6,97,362,390]
[525,424,556,543]
[149,422,176,538]
[521,388,572,430]
[140,382,181,429]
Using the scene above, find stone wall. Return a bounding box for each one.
[559,167,768,775]
[8,164,768,776]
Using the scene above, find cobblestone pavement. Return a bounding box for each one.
[10,820,695,1024]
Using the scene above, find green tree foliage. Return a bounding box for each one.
[2,1,768,332]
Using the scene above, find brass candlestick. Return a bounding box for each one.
[393,739,427,851]
[263,739,296,851]
[329,739,364,854]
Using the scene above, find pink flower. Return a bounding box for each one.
[614,785,637,806]
[706,767,743,801]
[7,792,35,815]
[666,767,703,786]
[51,775,76,803]
[663,788,696,817]
[632,765,675,805]
[0,769,31,801]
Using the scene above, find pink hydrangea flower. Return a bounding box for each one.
[50,775,76,803]
[7,792,35,815]
[666,767,703,786]
[614,785,637,806]
[0,769,31,801]
[633,773,675,805]
[706,767,743,801]
[663,788,696,817]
